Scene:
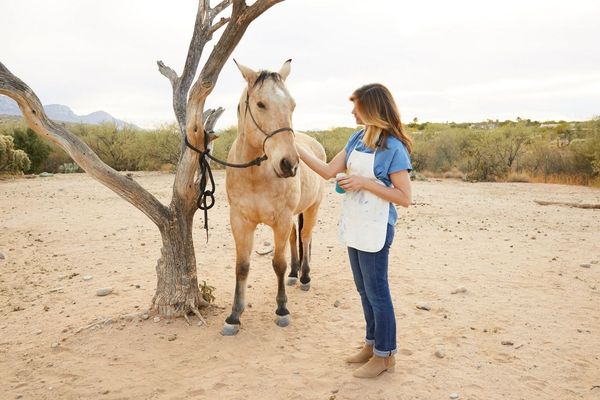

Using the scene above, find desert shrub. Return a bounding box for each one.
[9,128,52,173]
[462,134,509,181]
[0,135,31,174]
[135,124,180,170]
[210,126,238,169]
[58,162,81,173]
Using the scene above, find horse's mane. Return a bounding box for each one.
[253,70,281,88]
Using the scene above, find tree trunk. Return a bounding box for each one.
[152,210,207,317]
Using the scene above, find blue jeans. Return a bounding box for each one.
[347,223,396,357]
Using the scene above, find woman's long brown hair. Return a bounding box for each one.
[350,83,412,154]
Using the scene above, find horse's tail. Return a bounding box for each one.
[298,213,304,263]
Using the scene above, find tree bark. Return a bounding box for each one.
[0,0,285,320]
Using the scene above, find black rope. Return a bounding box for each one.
[184,133,268,242]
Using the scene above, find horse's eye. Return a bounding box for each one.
[257,101,266,109]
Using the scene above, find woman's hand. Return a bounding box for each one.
[337,174,370,192]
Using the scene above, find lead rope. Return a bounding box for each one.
[183,131,269,242]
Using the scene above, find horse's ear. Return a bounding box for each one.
[279,59,292,81]
[234,59,258,86]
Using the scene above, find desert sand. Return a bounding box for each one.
[1,171,599,400]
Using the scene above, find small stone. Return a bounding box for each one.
[247,302,252,308]
[101,389,109,395]
[197,320,204,327]
[333,300,341,308]
[49,287,64,293]
[35,330,42,335]
[96,288,113,296]
[416,303,431,311]
[82,275,93,281]
[167,334,177,341]
[434,350,445,358]
[591,260,598,265]
[39,172,54,177]
[141,314,150,320]
[451,287,467,294]
[51,343,59,348]
[580,263,591,268]
[501,340,514,346]
[449,393,460,399]
[153,316,161,323]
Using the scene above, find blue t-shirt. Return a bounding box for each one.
[344,129,412,225]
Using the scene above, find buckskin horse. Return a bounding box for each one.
[221,60,325,335]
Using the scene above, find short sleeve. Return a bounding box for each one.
[389,142,412,173]
[344,130,364,163]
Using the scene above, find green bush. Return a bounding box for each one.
[9,128,52,173]
[0,135,31,174]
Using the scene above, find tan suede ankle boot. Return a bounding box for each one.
[352,354,395,378]
[345,344,374,363]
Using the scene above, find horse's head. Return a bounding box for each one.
[235,59,298,178]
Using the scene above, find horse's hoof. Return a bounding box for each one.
[300,282,311,291]
[275,314,290,327]
[221,323,240,336]
[287,277,298,286]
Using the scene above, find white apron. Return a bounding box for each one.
[338,147,390,252]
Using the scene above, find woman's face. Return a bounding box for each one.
[351,100,364,125]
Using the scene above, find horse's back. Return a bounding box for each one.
[294,132,326,214]
[295,132,326,162]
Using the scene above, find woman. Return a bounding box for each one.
[296,83,412,378]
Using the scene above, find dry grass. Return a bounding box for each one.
[507,172,530,183]
[528,173,593,186]
[442,167,465,180]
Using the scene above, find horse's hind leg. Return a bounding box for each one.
[287,216,301,286]
[299,203,320,291]
[272,219,293,327]
[222,216,256,336]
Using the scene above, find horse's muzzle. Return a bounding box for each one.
[279,158,298,178]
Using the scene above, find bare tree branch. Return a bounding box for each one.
[209,17,231,36]
[0,62,170,227]
[211,0,233,18]
[156,60,178,87]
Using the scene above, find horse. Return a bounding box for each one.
[221,60,326,335]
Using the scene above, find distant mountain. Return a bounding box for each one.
[0,95,134,129]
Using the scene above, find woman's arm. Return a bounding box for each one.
[337,170,412,207]
[296,144,346,180]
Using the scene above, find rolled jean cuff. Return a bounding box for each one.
[373,347,397,358]
[365,338,375,346]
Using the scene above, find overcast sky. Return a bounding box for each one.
[2,0,600,130]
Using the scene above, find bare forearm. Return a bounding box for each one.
[363,180,411,207]
[297,145,345,180]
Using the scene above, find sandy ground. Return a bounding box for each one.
[0,171,599,400]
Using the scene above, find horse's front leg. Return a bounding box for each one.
[272,217,293,327]
[222,214,257,336]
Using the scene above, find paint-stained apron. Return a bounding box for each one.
[338,147,390,252]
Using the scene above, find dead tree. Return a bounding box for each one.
[0,0,284,320]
